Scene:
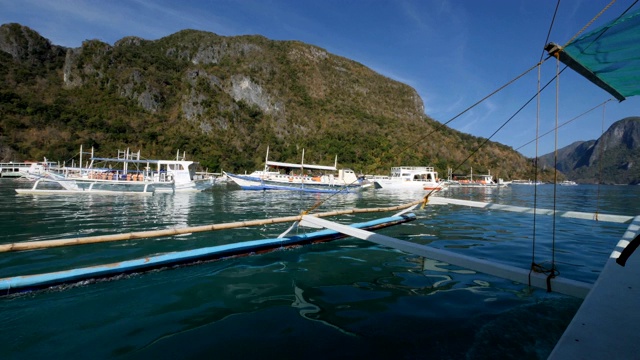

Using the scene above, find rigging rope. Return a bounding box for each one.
[563,0,618,48]
[392,61,543,163]
[515,99,613,151]
[530,64,542,288]
[531,54,562,292]
[551,54,560,283]
[540,0,562,62]
[595,103,608,221]
[436,59,574,200]
[530,0,562,291]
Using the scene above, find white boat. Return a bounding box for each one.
[511,179,544,185]
[559,180,577,186]
[373,166,446,191]
[448,168,508,188]
[0,160,57,178]
[225,147,367,193]
[16,146,214,195]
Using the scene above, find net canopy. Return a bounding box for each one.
[546,7,640,101]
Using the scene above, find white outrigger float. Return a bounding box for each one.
[15,146,214,195]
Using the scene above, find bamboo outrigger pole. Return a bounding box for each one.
[0,200,424,253]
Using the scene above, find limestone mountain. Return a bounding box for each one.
[539,117,640,184]
[1,23,549,180]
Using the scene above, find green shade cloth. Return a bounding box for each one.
[546,8,640,101]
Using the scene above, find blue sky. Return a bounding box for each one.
[1,0,638,158]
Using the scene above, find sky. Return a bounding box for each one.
[1,0,639,158]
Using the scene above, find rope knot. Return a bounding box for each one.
[530,262,559,292]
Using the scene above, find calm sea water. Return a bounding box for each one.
[0,179,636,359]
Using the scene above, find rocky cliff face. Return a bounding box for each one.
[540,117,640,184]
[0,23,65,65]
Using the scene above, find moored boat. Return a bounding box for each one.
[447,168,508,188]
[16,146,215,195]
[225,147,368,193]
[0,160,57,178]
[511,179,544,185]
[373,166,447,191]
[559,180,577,186]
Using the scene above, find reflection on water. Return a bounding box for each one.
[0,179,638,358]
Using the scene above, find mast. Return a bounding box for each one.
[124,148,129,174]
[301,149,305,187]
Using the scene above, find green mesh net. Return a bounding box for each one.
[547,8,640,101]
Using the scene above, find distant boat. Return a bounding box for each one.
[511,179,544,185]
[0,160,56,178]
[225,147,368,193]
[16,146,215,195]
[447,168,508,188]
[559,180,578,186]
[372,166,446,192]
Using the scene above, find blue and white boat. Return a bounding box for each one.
[225,147,369,193]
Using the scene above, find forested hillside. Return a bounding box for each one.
[1,23,551,180]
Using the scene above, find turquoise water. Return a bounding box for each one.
[0,179,636,359]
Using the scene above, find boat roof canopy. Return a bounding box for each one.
[92,157,195,165]
[545,8,640,102]
[266,160,337,171]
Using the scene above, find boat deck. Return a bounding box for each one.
[549,215,640,359]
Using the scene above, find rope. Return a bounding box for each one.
[515,99,612,151]
[532,54,560,291]
[540,0,562,62]
[391,61,543,162]
[550,54,560,277]
[530,64,542,288]
[298,175,369,215]
[563,0,618,48]
[444,62,561,183]
[355,60,543,208]
[527,0,573,289]
[595,103,608,221]
[530,262,561,292]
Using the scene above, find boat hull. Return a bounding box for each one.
[226,172,362,193]
[374,179,445,191]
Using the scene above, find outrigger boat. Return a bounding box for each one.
[225,147,368,193]
[372,166,447,191]
[16,146,214,195]
[446,168,508,188]
[0,160,56,178]
[2,4,640,359]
